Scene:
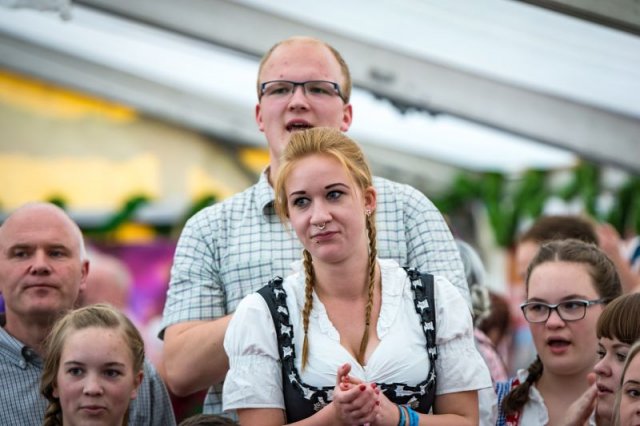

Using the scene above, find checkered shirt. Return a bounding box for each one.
[161,171,468,414]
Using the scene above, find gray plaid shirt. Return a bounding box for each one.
[161,171,468,414]
[0,321,176,425]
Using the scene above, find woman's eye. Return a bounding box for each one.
[562,301,583,311]
[597,350,606,359]
[528,304,545,312]
[292,197,309,208]
[626,388,640,398]
[327,190,343,200]
[68,368,83,376]
[617,352,628,363]
[104,369,122,378]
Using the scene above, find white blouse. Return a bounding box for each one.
[515,369,597,426]
[223,258,492,412]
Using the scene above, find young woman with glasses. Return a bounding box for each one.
[496,239,622,425]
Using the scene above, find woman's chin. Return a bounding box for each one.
[595,402,613,424]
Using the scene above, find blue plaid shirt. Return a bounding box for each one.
[0,320,176,425]
[161,171,468,414]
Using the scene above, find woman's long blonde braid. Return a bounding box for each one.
[301,248,315,370]
[357,212,377,365]
[274,128,379,370]
[301,213,377,369]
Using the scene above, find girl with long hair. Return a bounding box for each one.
[223,127,491,425]
[496,239,622,425]
[40,304,144,426]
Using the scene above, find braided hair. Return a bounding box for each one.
[275,127,377,370]
[502,239,622,415]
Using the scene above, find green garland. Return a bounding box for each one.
[13,162,635,248]
[434,163,640,248]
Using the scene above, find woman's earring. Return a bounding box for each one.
[365,209,372,217]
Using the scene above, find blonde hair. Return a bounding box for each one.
[40,304,145,426]
[257,36,352,103]
[613,340,640,425]
[274,127,375,369]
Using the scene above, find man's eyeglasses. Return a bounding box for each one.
[520,299,606,323]
[259,80,345,102]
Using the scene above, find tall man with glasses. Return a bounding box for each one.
[160,36,469,415]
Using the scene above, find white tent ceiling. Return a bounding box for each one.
[0,0,639,175]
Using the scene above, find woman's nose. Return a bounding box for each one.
[594,356,610,377]
[83,374,104,396]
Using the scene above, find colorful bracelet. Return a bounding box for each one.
[405,405,419,426]
[396,404,406,426]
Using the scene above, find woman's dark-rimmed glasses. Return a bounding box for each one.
[520,299,606,323]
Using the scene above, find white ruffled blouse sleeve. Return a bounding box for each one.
[433,275,493,395]
[222,292,285,412]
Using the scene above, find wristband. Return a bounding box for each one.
[405,405,419,426]
[396,404,406,426]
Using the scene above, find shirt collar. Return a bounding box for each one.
[0,325,43,369]
[256,168,277,216]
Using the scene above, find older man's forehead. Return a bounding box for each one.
[0,229,79,254]
[0,208,82,249]
[4,241,73,252]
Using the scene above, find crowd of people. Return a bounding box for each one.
[1,35,639,426]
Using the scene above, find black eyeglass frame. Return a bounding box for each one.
[259,80,346,103]
[520,298,607,323]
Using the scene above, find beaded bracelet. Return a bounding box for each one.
[396,404,406,426]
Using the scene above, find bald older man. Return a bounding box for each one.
[0,202,176,425]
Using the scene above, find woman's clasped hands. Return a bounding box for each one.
[332,363,402,426]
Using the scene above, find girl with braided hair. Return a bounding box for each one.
[40,304,144,426]
[496,240,622,425]
[223,127,491,425]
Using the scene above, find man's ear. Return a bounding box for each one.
[78,259,90,295]
[255,103,265,132]
[340,103,353,132]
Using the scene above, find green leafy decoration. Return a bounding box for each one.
[435,161,640,248]
[580,164,600,216]
[46,196,67,210]
[85,195,150,235]
[480,172,509,247]
[608,177,640,234]
[434,174,480,213]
